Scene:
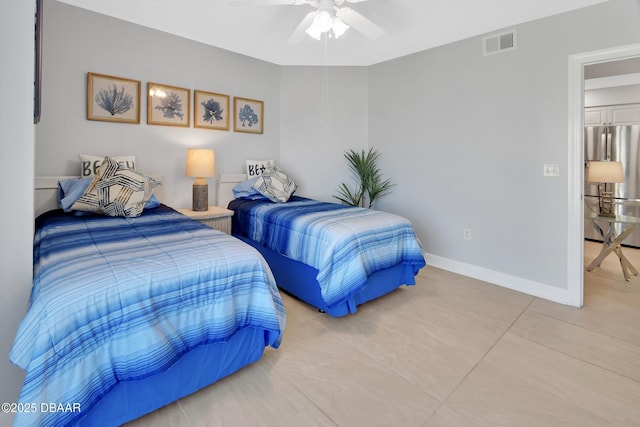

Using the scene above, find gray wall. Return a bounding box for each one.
[37,1,282,208]
[369,0,640,293]
[279,66,369,201]
[0,1,34,423]
[37,2,372,206]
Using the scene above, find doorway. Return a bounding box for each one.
[568,43,640,307]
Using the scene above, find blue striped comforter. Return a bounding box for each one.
[230,197,426,308]
[10,205,285,427]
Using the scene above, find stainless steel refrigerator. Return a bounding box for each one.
[584,125,640,247]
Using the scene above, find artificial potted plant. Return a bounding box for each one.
[334,148,393,209]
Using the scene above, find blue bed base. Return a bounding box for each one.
[76,327,267,426]
[235,235,417,317]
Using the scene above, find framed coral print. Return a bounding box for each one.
[87,72,140,124]
[194,90,230,130]
[147,82,190,127]
[234,97,264,134]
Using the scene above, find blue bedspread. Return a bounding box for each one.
[229,197,426,308]
[10,205,285,427]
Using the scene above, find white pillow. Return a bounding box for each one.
[245,159,274,178]
[72,157,158,217]
[252,166,296,203]
[80,154,136,177]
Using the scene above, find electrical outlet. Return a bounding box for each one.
[463,228,471,240]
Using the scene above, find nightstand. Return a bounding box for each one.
[178,206,234,234]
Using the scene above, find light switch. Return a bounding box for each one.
[544,163,560,177]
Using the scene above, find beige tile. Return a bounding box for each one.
[407,266,534,330]
[526,241,640,345]
[510,310,640,382]
[425,404,483,427]
[125,402,189,427]
[278,290,324,327]
[443,363,614,426]
[446,333,640,426]
[178,358,334,427]
[316,295,504,401]
[267,316,441,426]
[530,289,640,346]
[584,282,640,312]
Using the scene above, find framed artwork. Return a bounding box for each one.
[234,97,264,134]
[147,82,190,127]
[87,72,141,124]
[194,90,230,130]
[34,0,43,124]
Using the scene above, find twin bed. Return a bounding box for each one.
[11,159,285,427]
[219,173,426,317]
[11,162,424,426]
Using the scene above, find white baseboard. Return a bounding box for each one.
[425,252,574,306]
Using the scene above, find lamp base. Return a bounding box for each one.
[598,185,615,217]
[192,183,208,211]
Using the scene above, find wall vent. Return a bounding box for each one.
[483,30,516,56]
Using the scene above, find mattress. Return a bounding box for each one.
[229,196,426,310]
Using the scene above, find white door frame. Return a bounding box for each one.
[567,43,640,307]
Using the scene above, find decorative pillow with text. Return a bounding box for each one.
[246,159,274,178]
[80,154,136,177]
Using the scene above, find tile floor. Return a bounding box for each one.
[128,241,640,426]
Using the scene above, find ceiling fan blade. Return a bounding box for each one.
[288,11,318,43]
[336,7,385,40]
[228,0,310,6]
[333,0,367,5]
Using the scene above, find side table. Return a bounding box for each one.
[178,206,234,234]
[585,212,640,281]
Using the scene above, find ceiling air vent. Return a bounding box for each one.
[483,30,516,56]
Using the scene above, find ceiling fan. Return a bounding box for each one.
[229,0,385,43]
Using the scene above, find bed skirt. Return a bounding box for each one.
[76,326,267,426]
[235,235,417,316]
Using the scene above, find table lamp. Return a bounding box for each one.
[186,148,215,212]
[586,160,624,217]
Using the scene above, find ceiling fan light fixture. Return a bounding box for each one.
[331,16,349,39]
[306,10,350,41]
[305,10,333,40]
[315,10,333,32]
[305,20,323,40]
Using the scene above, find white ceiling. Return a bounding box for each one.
[56,0,609,66]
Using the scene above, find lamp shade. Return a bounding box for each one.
[186,149,215,178]
[331,16,349,39]
[586,161,624,183]
[305,0,350,40]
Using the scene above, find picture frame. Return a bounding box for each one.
[147,82,190,127]
[87,72,141,124]
[34,0,43,124]
[194,90,230,131]
[234,97,264,134]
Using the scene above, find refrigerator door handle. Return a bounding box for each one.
[605,126,611,160]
